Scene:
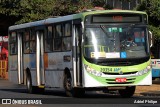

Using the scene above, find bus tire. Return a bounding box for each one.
[26,74,37,94]
[64,74,85,97]
[118,86,135,98]
[26,75,44,94]
[64,74,73,97]
[26,75,33,94]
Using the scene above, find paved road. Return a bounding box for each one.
[0,78,159,107]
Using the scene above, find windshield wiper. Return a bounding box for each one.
[100,25,111,38]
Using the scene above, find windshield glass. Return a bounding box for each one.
[83,25,148,59]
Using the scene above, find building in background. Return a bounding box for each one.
[105,0,141,10]
[90,0,141,10]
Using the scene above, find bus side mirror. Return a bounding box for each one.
[149,31,154,47]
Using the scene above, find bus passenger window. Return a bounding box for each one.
[24,42,30,53]
[56,24,62,37]
[65,23,71,36]
[30,30,36,53]
[54,39,62,51]
[62,23,71,51]
[54,24,63,51]
[45,26,53,52]
[62,37,71,51]
[10,44,17,54]
[11,33,16,42]
[24,32,29,41]
[45,39,52,52]
[30,41,36,53]
[30,31,36,40]
[10,32,17,55]
[24,31,30,53]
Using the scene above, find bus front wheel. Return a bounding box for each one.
[118,86,135,98]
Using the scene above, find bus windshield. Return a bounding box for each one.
[83,25,149,59]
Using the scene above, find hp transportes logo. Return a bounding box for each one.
[2,99,42,104]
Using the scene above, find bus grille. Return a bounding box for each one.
[106,78,136,84]
[103,71,138,75]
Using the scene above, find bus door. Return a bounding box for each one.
[36,30,45,86]
[73,22,83,87]
[17,32,24,84]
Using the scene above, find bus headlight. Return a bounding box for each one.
[136,65,151,76]
[84,64,102,77]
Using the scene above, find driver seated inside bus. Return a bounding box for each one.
[126,37,137,47]
[120,36,137,50]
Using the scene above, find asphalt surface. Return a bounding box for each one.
[0,78,159,107]
[0,78,160,97]
[135,79,160,96]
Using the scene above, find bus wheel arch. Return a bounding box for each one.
[64,68,71,79]
[25,67,31,85]
[25,68,31,79]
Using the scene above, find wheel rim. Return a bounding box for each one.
[27,78,30,89]
[66,78,72,91]
[27,77,32,91]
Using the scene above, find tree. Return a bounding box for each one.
[52,0,93,16]
[0,0,94,24]
[91,0,113,10]
[18,0,55,23]
[0,0,55,24]
[136,0,160,40]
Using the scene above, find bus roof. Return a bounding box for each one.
[9,10,147,31]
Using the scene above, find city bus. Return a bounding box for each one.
[8,10,152,98]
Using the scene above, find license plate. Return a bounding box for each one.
[115,78,127,82]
